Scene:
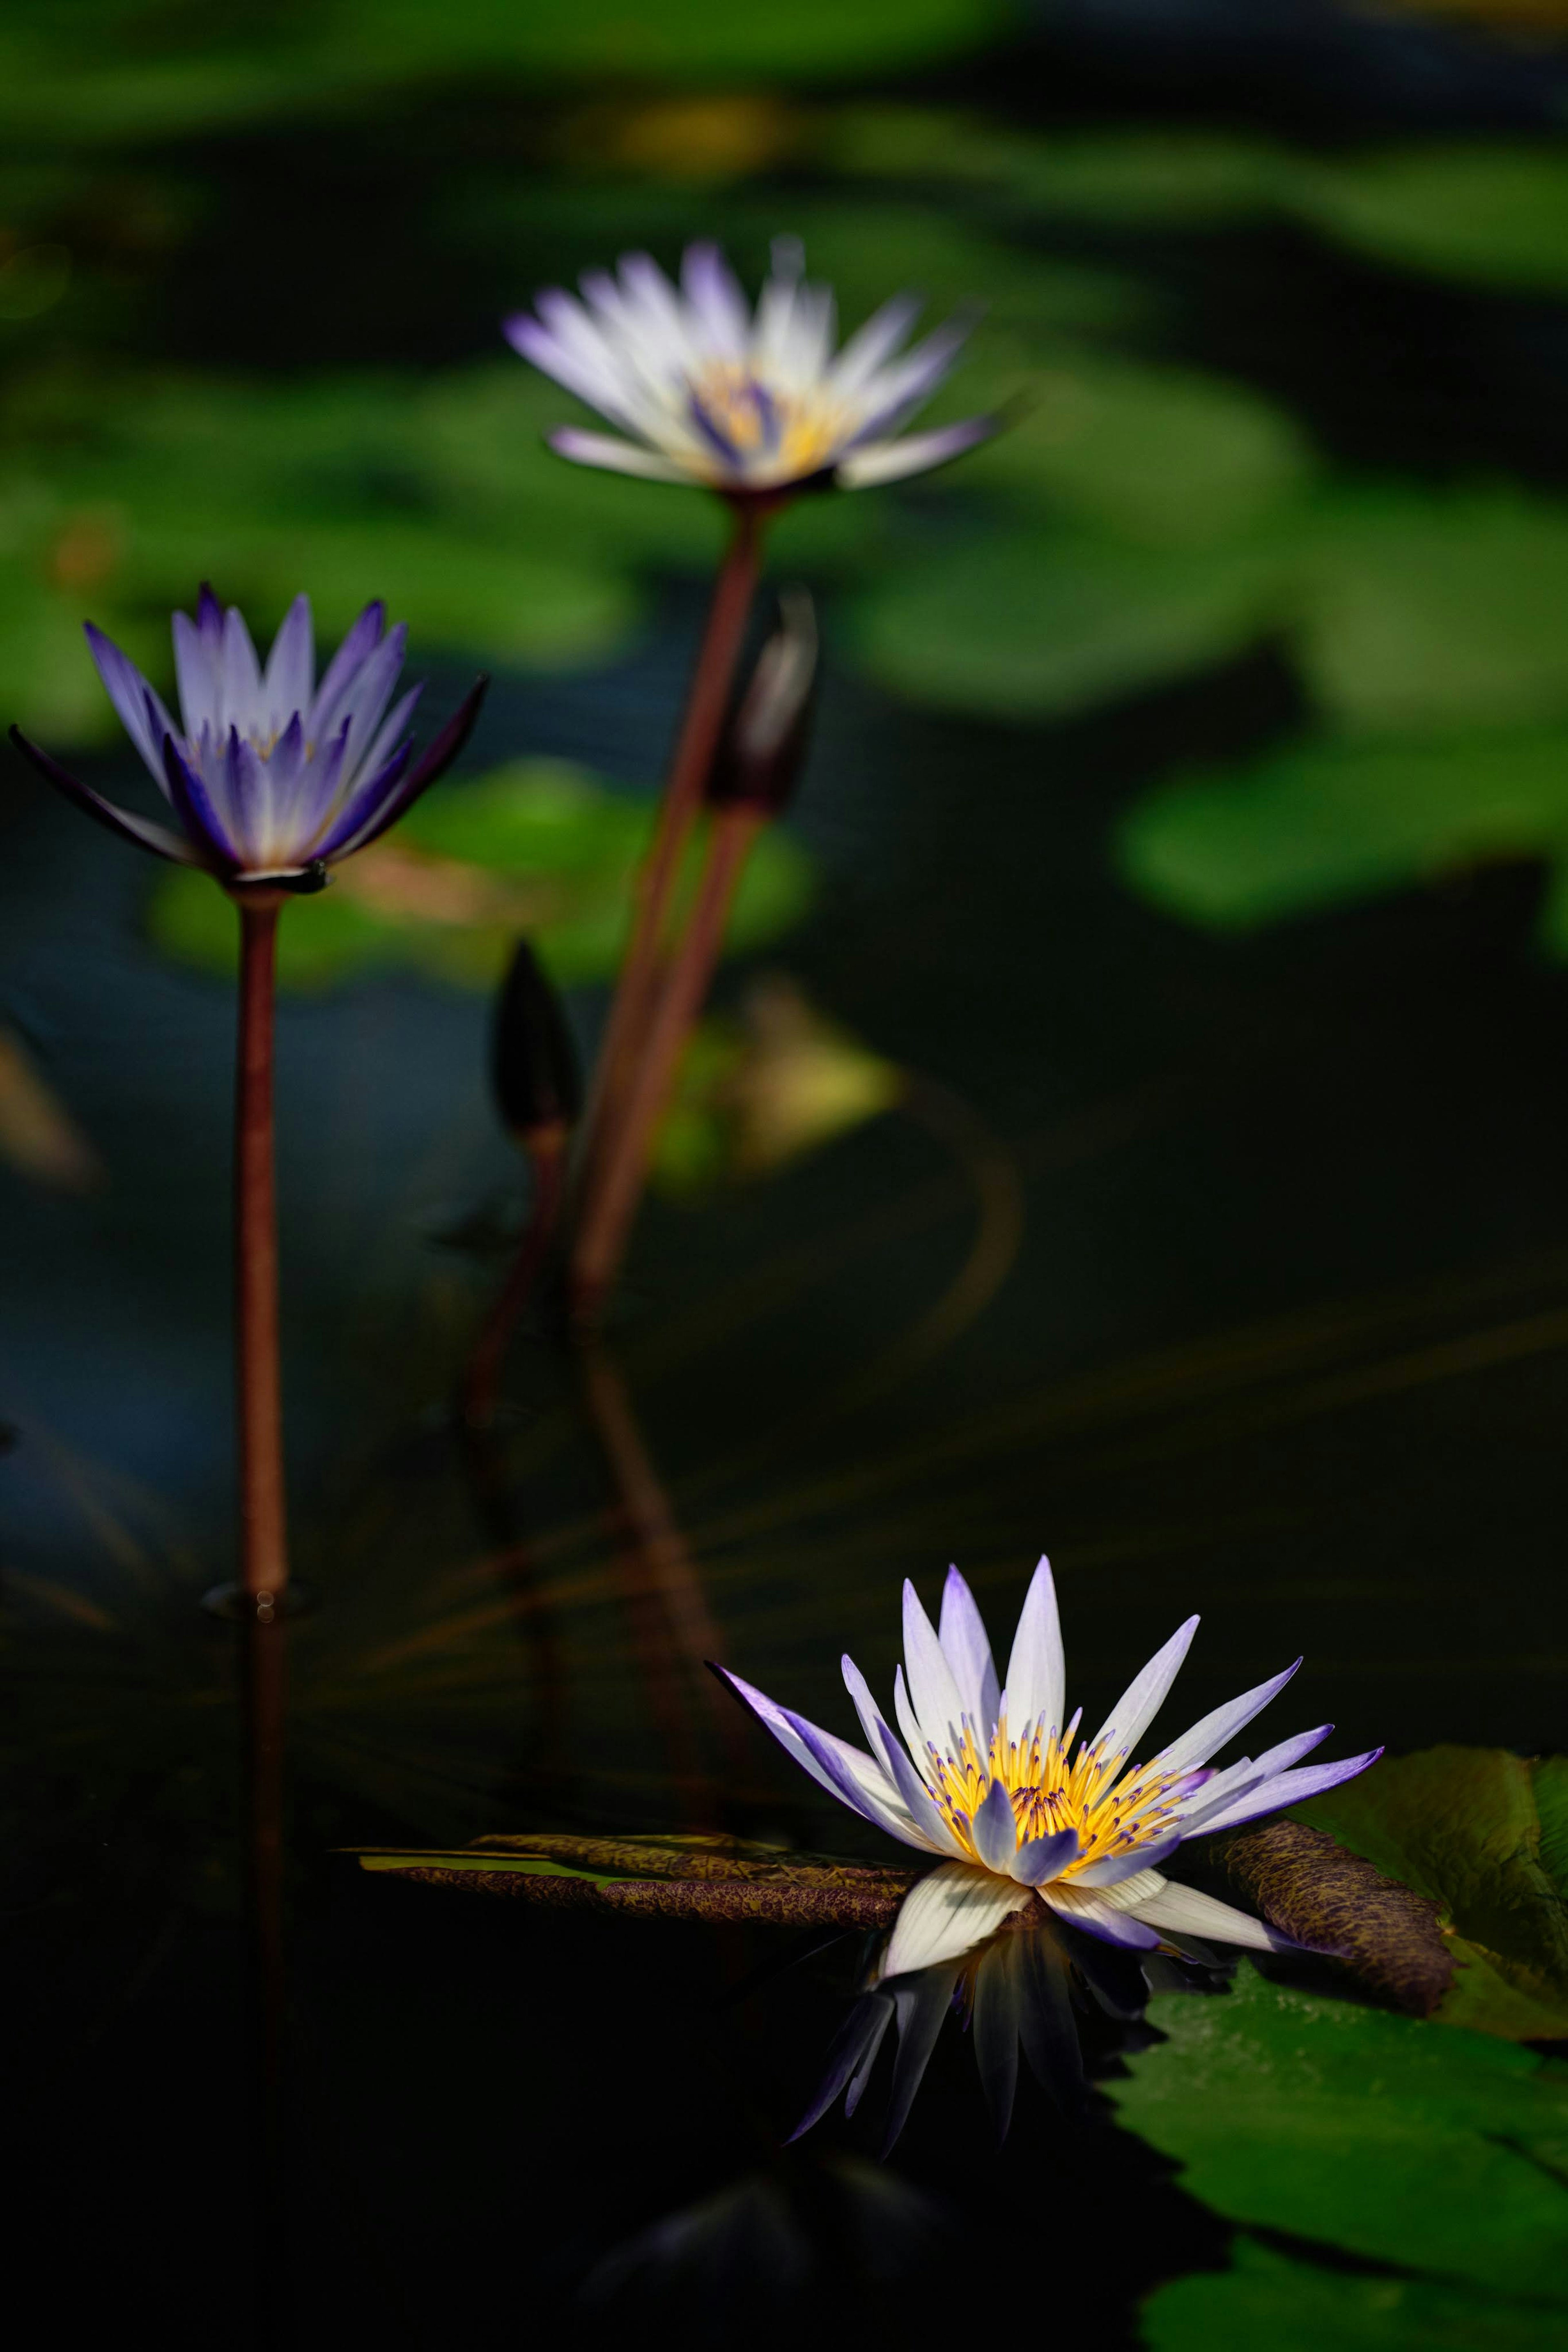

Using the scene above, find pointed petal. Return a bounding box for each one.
[710,1665,930,1851]
[9,727,198,864]
[1091,1616,1200,1763]
[172,609,222,748]
[1193,1748,1384,1837]
[938,1566,1000,1735]
[546,426,690,482]
[1016,1924,1087,2111]
[788,1992,893,2142]
[263,593,314,732]
[830,291,922,397]
[219,606,263,734]
[840,1658,964,1858]
[970,1779,1019,1875]
[1070,1835,1183,1889]
[1012,1827,1080,1887]
[309,602,385,741]
[835,415,996,490]
[893,1664,931,1782]
[162,735,242,869]
[1040,1884,1162,1951]
[971,1933,1022,2141]
[902,1578,967,1752]
[680,240,749,355]
[327,676,487,861]
[880,1863,1027,1982]
[1172,1725,1333,1835]
[1154,1660,1302,1776]
[1123,1881,1296,1955]
[82,623,178,783]
[1004,1556,1066,1740]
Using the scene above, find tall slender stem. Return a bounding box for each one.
[243,1608,288,2343]
[575,505,763,1202]
[234,893,289,1601]
[571,805,764,1323]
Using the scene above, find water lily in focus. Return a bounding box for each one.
[717,1557,1381,1977]
[11,586,485,885]
[506,236,994,496]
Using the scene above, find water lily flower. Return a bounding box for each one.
[10,587,486,886]
[505,236,994,497]
[717,1557,1381,1980]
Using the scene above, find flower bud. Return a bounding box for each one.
[490,940,581,1144]
[706,588,817,816]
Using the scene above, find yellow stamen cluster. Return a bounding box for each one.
[686,361,847,479]
[927,1714,1189,1879]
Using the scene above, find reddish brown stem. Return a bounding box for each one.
[462,1128,567,1431]
[234,894,289,1601]
[570,805,764,1324]
[575,506,763,1205]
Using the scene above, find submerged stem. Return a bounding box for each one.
[461,1127,568,1432]
[234,894,289,1601]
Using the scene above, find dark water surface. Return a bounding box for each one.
[4,13,1568,2345]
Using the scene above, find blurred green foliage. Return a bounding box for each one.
[146,758,815,992]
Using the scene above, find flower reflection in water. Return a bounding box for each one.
[799,1903,1231,2155]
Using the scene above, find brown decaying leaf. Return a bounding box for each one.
[1215,1819,1455,2015]
[357,1830,918,1926]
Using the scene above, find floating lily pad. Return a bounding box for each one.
[1289,143,1568,297]
[144,758,816,992]
[1116,727,1568,950]
[1292,1747,1568,2040]
[1108,1961,1568,2303]
[851,529,1288,721]
[1143,2232,1568,2352]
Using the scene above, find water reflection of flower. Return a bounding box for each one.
[11,586,483,885]
[796,1903,1230,2154]
[506,237,994,495]
[717,1557,1381,1977]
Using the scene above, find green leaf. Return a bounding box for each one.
[143,758,816,993]
[1107,1962,1568,2301]
[963,357,1315,549]
[1143,2232,1568,2352]
[1289,144,1568,296]
[1296,1748,1568,2040]
[1295,490,1568,736]
[1115,728,1568,941]
[850,529,1288,721]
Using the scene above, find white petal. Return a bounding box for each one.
[1123,1880,1294,1955]
[713,1665,933,1852]
[1192,1748,1384,1838]
[835,415,995,489]
[1070,1836,1182,1888]
[1040,1883,1162,1950]
[1153,1660,1302,1775]
[546,427,691,482]
[1171,1725,1333,1834]
[841,1656,966,1859]
[1003,1555,1065,1741]
[880,1863,1029,1981]
[829,291,922,397]
[902,1578,967,1752]
[937,1565,1000,1734]
[1091,1616,1200,1764]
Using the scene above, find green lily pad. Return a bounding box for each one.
[1143,2232,1568,2352]
[1116,727,1568,951]
[144,758,816,992]
[850,528,1288,722]
[1107,1962,1568,2303]
[1289,143,1568,297]
[1295,1748,1568,2040]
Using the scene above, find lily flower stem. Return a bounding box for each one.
[234,892,290,1602]
[575,505,763,1209]
[570,803,765,1325]
[462,1127,568,1433]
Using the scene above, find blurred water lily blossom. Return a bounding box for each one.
[718,1558,1381,1977]
[11,588,485,885]
[506,236,994,495]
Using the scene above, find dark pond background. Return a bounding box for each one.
[3,1,1567,2343]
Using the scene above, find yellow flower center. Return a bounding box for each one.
[927,1716,1191,1879]
[686,361,848,479]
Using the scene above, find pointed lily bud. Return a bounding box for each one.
[706,588,817,816]
[490,939,581,1148]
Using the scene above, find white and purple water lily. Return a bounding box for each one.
[10,588,486,886]
[505,236,995,496]
[717,1558,1381,1981]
